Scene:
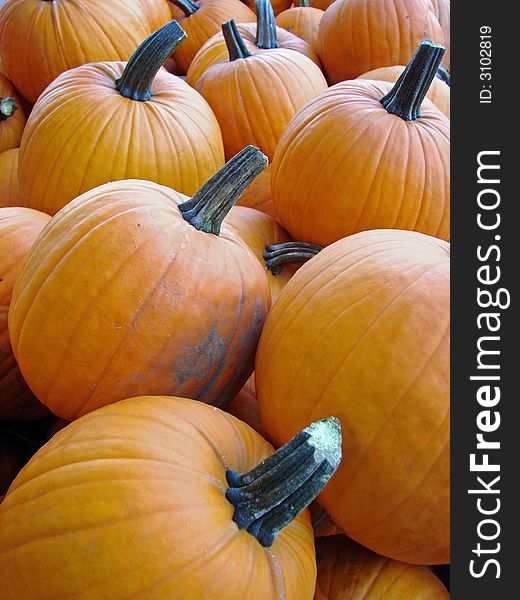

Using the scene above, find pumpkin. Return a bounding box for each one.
[318,0,449,83]
[223,373,268,437]
[235,168,279,219]
[225,205,294,301]
[275,0,324,53]
[310,506,344,538]
[169,0,256,72]
[314,536,449,599]
[0,73,24,153]
[429,0,450,70]
[243,0,293,14]
[0,431,35,497]
[272,40,450,246]
[0,207,51,421]
[256,229,450,564]
[297,0,335,8]
[186,0,321,88]
[10,147,271,420]
[0,148,20,207]
[0,0,172,103]
[195,19,327,162]
[18,21,224,216]
[0,395,342,599]
[358,64,450,118]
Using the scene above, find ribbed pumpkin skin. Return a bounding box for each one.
[236,166,279,220]
[186,22,321,87]
[0,148,20,207]
[18,62,224,216]
[0,396,316,599]
[429,0,450,69]
[297,0,335,8]
[9,180,270,420]
[314,536,449,599]
[272,79,450,246]
[0,0,171,103]
[318,0,448,83]
[275,6,324,53]
[171,0,256,72]
[256,230,450,564]
[0,207,50,421]
[0,73,25,153]
[226,205,293,302]
[358,65,450,118]
[195,50,327,161]
[243,0,292,14]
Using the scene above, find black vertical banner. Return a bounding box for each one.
[452,1,517,598]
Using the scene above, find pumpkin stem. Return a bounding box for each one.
[264,242,322,275]
[169,0,199,17]
[436,65,450,86]
[226,416,342,547]
[223,20,253,61]
[255,0,278,49]
[380,39,446,121]
[0,97,17,121]
[298,0,309,6]
[115,21,187,102]
[179,146,268,235]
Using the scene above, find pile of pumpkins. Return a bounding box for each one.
[0,0,450,598]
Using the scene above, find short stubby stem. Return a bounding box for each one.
[264,242,322,275]
[223,20,253,61]
[0,97,17,121]
[169,0,199,17]
[255,0,279,49]
[226,416,342,547]
[381,39,446,121]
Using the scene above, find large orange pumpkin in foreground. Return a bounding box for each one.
[10,147,270,420]
[0,396,342,599]
[272,40,450,246]
[18,21,224,216]
[314,536,449,599]
[256,229,450,564]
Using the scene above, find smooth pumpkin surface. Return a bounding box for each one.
[0,73,24,153]
[0,0,172,103]
[9,170,271,420]
[256,230,450,564]
[18,31,224,216]
[314,536,449,598]
[0,396,317,599]
[318,0,448,83]
[0,207,51,421]
[0,148,21,207]
[275,2,324,53]
[236,166,279,221]
[223,373,268,438]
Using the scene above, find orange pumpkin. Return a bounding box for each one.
[318,0,449,83]
[358,64,450,118]
[0,148,21,207]
[10,148,271,420]
[195,19,327,162]
[272,40,450,246]
[169,0,256,72]
[235,168,279,219]
[0,73,24,153]
[18,21,224,216]
[243,0,293,14]
[0,207,51,421]
[256,229,450,564]
[0,396,342,599]
[223,373,268,437]
[314,536,449,599]
[275,0,324,53]
[310,506,344,538]
[429,0,450,70]
[297,0,335,8]
[0,0,172,103]
[186,0,321,87]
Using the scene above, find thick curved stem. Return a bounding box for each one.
[226,417,342,547]
[179,146,268,235]
[264,242,322,275]
[223,20,253,61]
[255,0,278,49]
[169,0,199,17]
[381,39,446,121]
[436,66,450,86]
[115,21,187,102]
[298,0,309,6]
[0,97,17,121]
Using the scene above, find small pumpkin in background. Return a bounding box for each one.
[0,395,341,599]
[0,0,172,103]
[0,73,24,153]
[256,229,450,564]
[314,536,449,599]
[318,0,449,83]
[272,40,450,246]
[222,373,268,438]
[0,148,21,207]
[10,147,271,421]
[168,0,256,72]
[275,0,324,53]
[18,21,225,216]
[0,207,51,422]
